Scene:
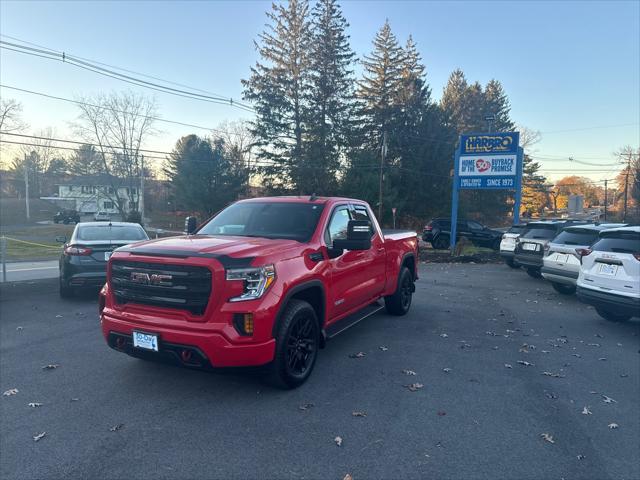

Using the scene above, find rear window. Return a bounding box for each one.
[520,225,559,240]
[591,231,640,254]
[77,225,148,241]
[552,228,599,246]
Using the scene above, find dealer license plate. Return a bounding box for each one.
[104,251,112,261]
[522,243,538,251]
[598,263,618,276]
[133,331,159,351]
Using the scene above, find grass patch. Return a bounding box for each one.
[2,238,62,261]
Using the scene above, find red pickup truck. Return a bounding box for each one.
[100,196,418,388]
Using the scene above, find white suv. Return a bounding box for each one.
[542,223,626,295]
[577,226,640,322]
[499,224,527,268]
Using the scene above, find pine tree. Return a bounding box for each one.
[242,0,312,192]
[484,79,515,132]
[304,0,356,194]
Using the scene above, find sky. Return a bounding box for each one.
[1,0,639,183]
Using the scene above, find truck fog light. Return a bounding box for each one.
[234,313,254,336]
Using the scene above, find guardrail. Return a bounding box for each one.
[0,236,61,283]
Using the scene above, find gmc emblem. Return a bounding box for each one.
[130,272,172,286]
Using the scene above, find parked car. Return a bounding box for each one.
[58,222,148,298]
[94,211,112,222]
[53,209,80,224]
[542,223,626,294]
[499,223,527,268]
[100,196,419,388]
[514,220,587,278]
[577,226,640,322]
[422,218,503,250]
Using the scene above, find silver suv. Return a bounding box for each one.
[499,224,527,268]
[542,223,626,294]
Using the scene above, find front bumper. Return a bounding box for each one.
[101,312,276,368]
[541,266,579,286]
[577,286,640,317]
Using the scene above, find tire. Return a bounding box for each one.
[492,239,501,251]
[432,235,449,250]
[551,282,576,295]
[526,267,542,278]
[269,299,320,389]
[59,278,74,298]
[595,308,631,322]
[505,258,519,269]
[384,266,414,316]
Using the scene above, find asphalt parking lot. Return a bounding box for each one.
[1,263,638,480]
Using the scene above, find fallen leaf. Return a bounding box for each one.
[442,368,452,373]
[343,475,353,480]
[598,358,607,361]
[582,406,592,415]
[587,343,601,347]
[545,392,558,399]
[440,333,448,338]
[602,395,617,404]
[28,402,43,408]
[70,398,80,402]
[608,423,619,429]
[42,364,60,370]
[16,326,23,331]
[352,411,367,417]
[379,346,388,352]
[540,433,555,444]
[572,354,581,358]
[405,383,424,392]
[620,373,629,378]
[349,352,366,359]
[298,402,314,411]
[542,371,565,378]
[402,369,417,376]
[542,350,550,354]
[517,360,534,367]
[33,432,46,442]
[437,410,446,416]
[577,454,585,460]
[3,388,18,396]
[334,436,343,447]
[616,343,622,347]
[55,315,63,318]
[505,364,513,369]
[109,424,124,432]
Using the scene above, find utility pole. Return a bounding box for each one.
[604,179,608,221]
[378,131,387,224]
[139,155,145,222]
[24,153,30,221]
[622,151,632,222]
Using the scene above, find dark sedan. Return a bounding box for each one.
[58,222,148,297]
[422,218,504,250]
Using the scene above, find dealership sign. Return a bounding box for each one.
[456,133,521,190]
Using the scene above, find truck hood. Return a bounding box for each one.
[117,235,302,260]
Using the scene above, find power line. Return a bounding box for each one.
[0,139,168,161]
[0,40,255,113]
[0,84,245,136]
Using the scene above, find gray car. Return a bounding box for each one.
[58,222,148,298]
[542,223,626,294]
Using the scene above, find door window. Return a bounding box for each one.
[325,206,351,247]
[468,220,483,231]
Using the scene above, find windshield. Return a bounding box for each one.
[198,202,325,242]
[552,229,599,246]
[521,224,559,240]
[77,225,148,241]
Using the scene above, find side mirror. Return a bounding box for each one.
[184,216,198,235]
[332,220,372,251]
[55,235,66,243]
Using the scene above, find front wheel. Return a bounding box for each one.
[385,266,414,316]
[596,308,631,322]
[552,282,576,295]
[526,267,542,278]
[269,299,319,389]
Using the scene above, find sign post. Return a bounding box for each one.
[450,132,522,252]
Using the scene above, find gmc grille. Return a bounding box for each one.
[111,261,212,315]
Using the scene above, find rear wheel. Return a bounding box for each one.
[385,266,414,316]
[59,278,74,298]
[595,308,631,322]
[526,267,542,278]
[505,258,519,269]
[551,282,576,295]
[432,235,449,250]
[269,300,319,389]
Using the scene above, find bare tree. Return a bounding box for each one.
[0,98,28,132]
[73,91,158,215]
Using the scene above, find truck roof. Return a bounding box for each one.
[237,196,366,205]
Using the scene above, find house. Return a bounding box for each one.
[40,174,140,214]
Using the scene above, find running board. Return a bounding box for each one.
[325,302,384,339]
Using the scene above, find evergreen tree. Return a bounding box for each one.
[69,144,102,176]
[304,0,356,194]
[165,135,247,215]
[242,0,312,192]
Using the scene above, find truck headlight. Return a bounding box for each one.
[226,265,276,302]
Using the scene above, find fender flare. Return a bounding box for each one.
[271,279,327,338]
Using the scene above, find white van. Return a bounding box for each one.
[577,226,640,322]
